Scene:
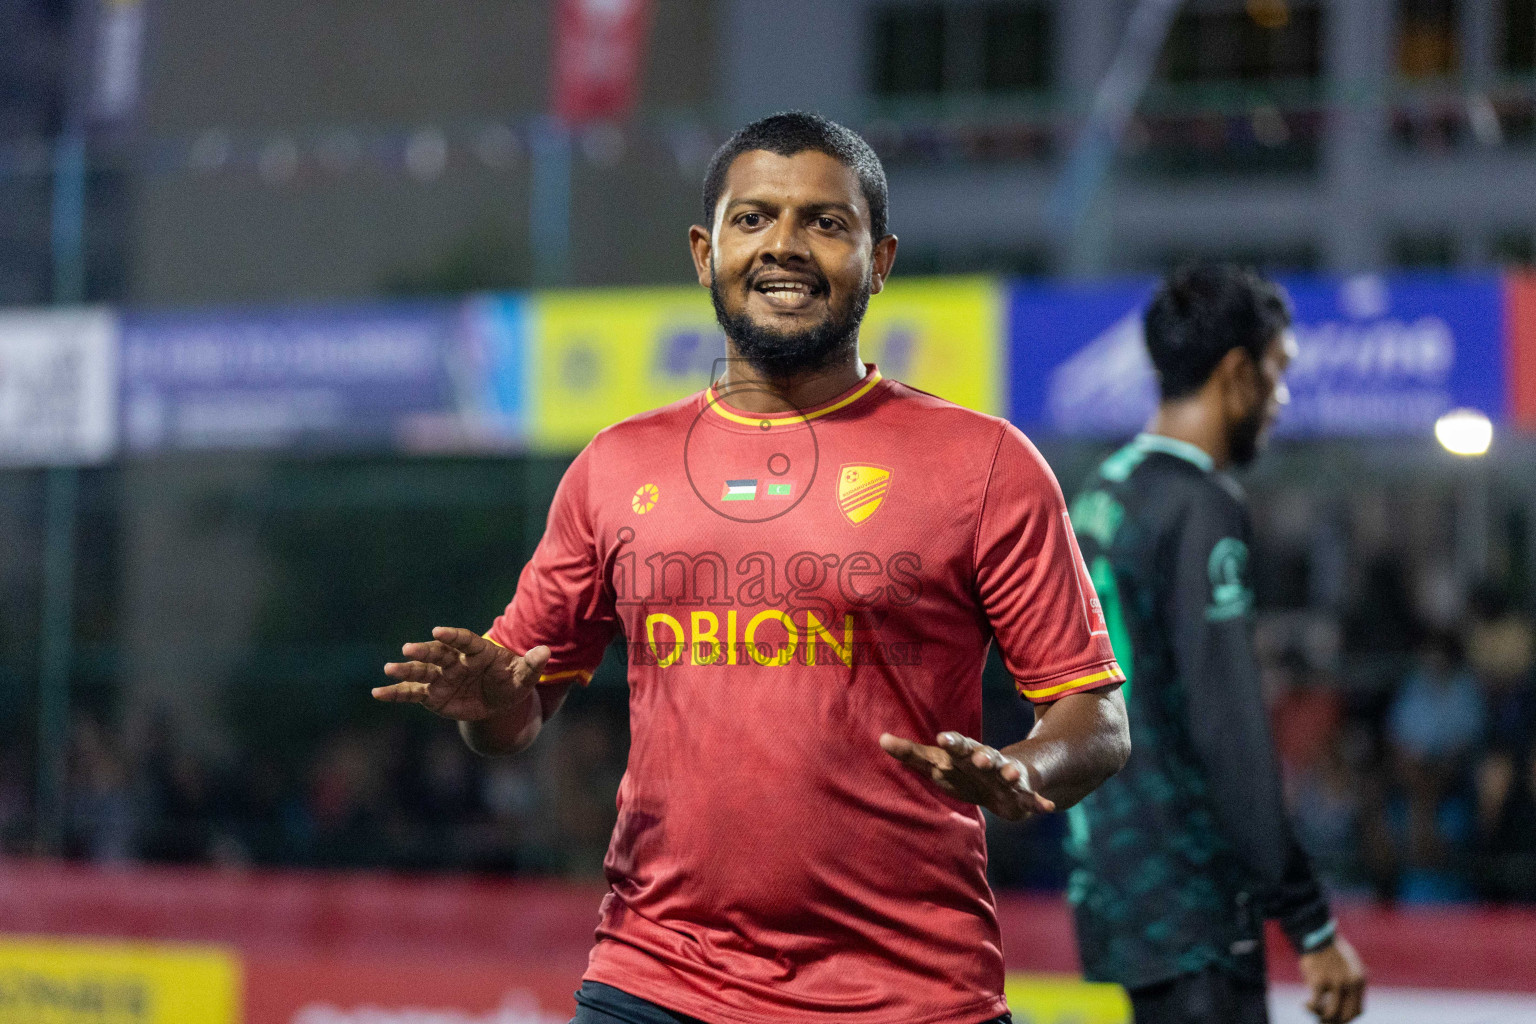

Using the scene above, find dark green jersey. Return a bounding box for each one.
[1065,434,1333,990]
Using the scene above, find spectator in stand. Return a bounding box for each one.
[306,727,392,867]
[1389,631,1486,766]
[402,728,481,869]
[1476,744,1536,901]
[1462,582,1536,902]
[472,753,540,872]
[1290,739,1367,891]
[1384,631,1485,902]
[225,752,303,865]
[136,714,222,863]
[546,708,626,877]
[1343,554,1419,690]
[0,747,31,854]
[1273,663,1363,889]
[1273,657,1345,776]
[67,717,136,863]
[1467,583,1536,763]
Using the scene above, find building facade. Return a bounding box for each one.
[726,0,1536,277]
[8,0,1536,308]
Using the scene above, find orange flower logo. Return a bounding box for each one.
[632,483,659,515]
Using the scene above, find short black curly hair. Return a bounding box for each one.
[1144,264,1292,401]
[701,111,889,240]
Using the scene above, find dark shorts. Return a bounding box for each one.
[571,980,1013,1024]
[1127,968,1269,1024]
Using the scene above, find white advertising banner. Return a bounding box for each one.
[0,308,118,466]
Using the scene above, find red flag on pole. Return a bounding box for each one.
[551,0,656,124]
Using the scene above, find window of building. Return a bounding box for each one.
[1392,2,1535,152]
[1133,3,1325,177]
[1491,229,1535,266]
[861,119,1056,168]
[871,4,946,97]
[1504,0,1536,72]
[1139,241,1321,276]
[897,244,1049,278]
[1389,231,1459,268]
[1398,0,1460,79]
[983,4,1052,92]
[1158,1,1324,85]
[869,1,1053,99]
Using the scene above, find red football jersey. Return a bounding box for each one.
[489,367,1122,1024]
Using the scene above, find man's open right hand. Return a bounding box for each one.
[374,627,549,722]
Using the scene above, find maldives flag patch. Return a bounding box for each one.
[722,479,757,501]
[765,482,793,498]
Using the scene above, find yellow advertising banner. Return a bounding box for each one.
[529,285,717,451]
[859,275,1003,416]
[0,936,239,1024]
[1004,972,1132,1024]
[527,276,1004,451]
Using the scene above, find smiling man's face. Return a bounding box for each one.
[690,149,896,378]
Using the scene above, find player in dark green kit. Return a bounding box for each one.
[1066,266,1367,1024]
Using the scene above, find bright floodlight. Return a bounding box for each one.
[1435,408,1493,456]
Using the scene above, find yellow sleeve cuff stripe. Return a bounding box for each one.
[481,634,593,684]
[1017,664,1125,700]
[535,668,594,683]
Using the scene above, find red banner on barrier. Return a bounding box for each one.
[550,0,655,124]
[1508,272,1536,430]
[6,860,1536,998]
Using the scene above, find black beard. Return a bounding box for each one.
[1228,404,1265,468]
[711,269,870,379]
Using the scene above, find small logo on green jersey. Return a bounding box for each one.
[1206,537,1253,621]
[1071,490,1125,548]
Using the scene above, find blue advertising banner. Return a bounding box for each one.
[120,300,518,453]
[1010,279,1157,437]
[461,292,531,441]
[1009,274,1507,437]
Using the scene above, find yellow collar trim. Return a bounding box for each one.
[706,370,884,428]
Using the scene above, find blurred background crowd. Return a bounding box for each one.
[2,445,1535,910]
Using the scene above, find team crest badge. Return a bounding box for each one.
[837,465,892,525]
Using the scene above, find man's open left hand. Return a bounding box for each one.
[879,731,1055,820]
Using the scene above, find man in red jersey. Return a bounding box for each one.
[375,112,1130,1024]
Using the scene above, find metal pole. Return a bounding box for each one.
[36,124,88,854]
[530,116,573,286]
[1046,0,1184,273]
[35,467,79,855]
[51,127,88,305]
